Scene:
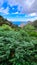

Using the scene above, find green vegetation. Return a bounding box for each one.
[32,20,37,28]
[0,16,37,65]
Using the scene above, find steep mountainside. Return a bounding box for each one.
[0,16,18,28]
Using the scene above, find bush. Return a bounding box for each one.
[0,25,37,65]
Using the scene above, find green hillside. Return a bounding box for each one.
[0,16,37,65]
[32,20,37,28]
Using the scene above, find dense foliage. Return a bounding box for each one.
[0,16,37,65]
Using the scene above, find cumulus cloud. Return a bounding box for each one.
[8,0,18,6]
[6,14,37,22]
[0,7,9,14]
[7,16,37,21]
[7,0,36,14]
[0,0,37,14]
[28,13,37,17]
[0,0,37,22]
[30,0,37,13]
[12,12,19,14]
[20,0,36,14]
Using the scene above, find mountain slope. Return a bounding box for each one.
[0,16,37,65]
[0,16,18,28]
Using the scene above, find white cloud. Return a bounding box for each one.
[20,0,35,13]
[0,7,9,14]
[8,0,18,6]
[28,17,37,21]
[7,16,37,22]
[7,0,33,13]
[25,0,35,8]
[28,13,37,17]
[0,0,37,14]
[7,0,35,14]
[12,12,19,14]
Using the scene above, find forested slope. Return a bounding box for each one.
[0,16,37,65]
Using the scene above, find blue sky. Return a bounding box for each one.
[0,0,37,24]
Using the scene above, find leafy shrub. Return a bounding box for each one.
[0,24,37,65]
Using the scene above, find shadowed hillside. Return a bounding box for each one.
[0,16,18,28]
[32,20,37,28]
